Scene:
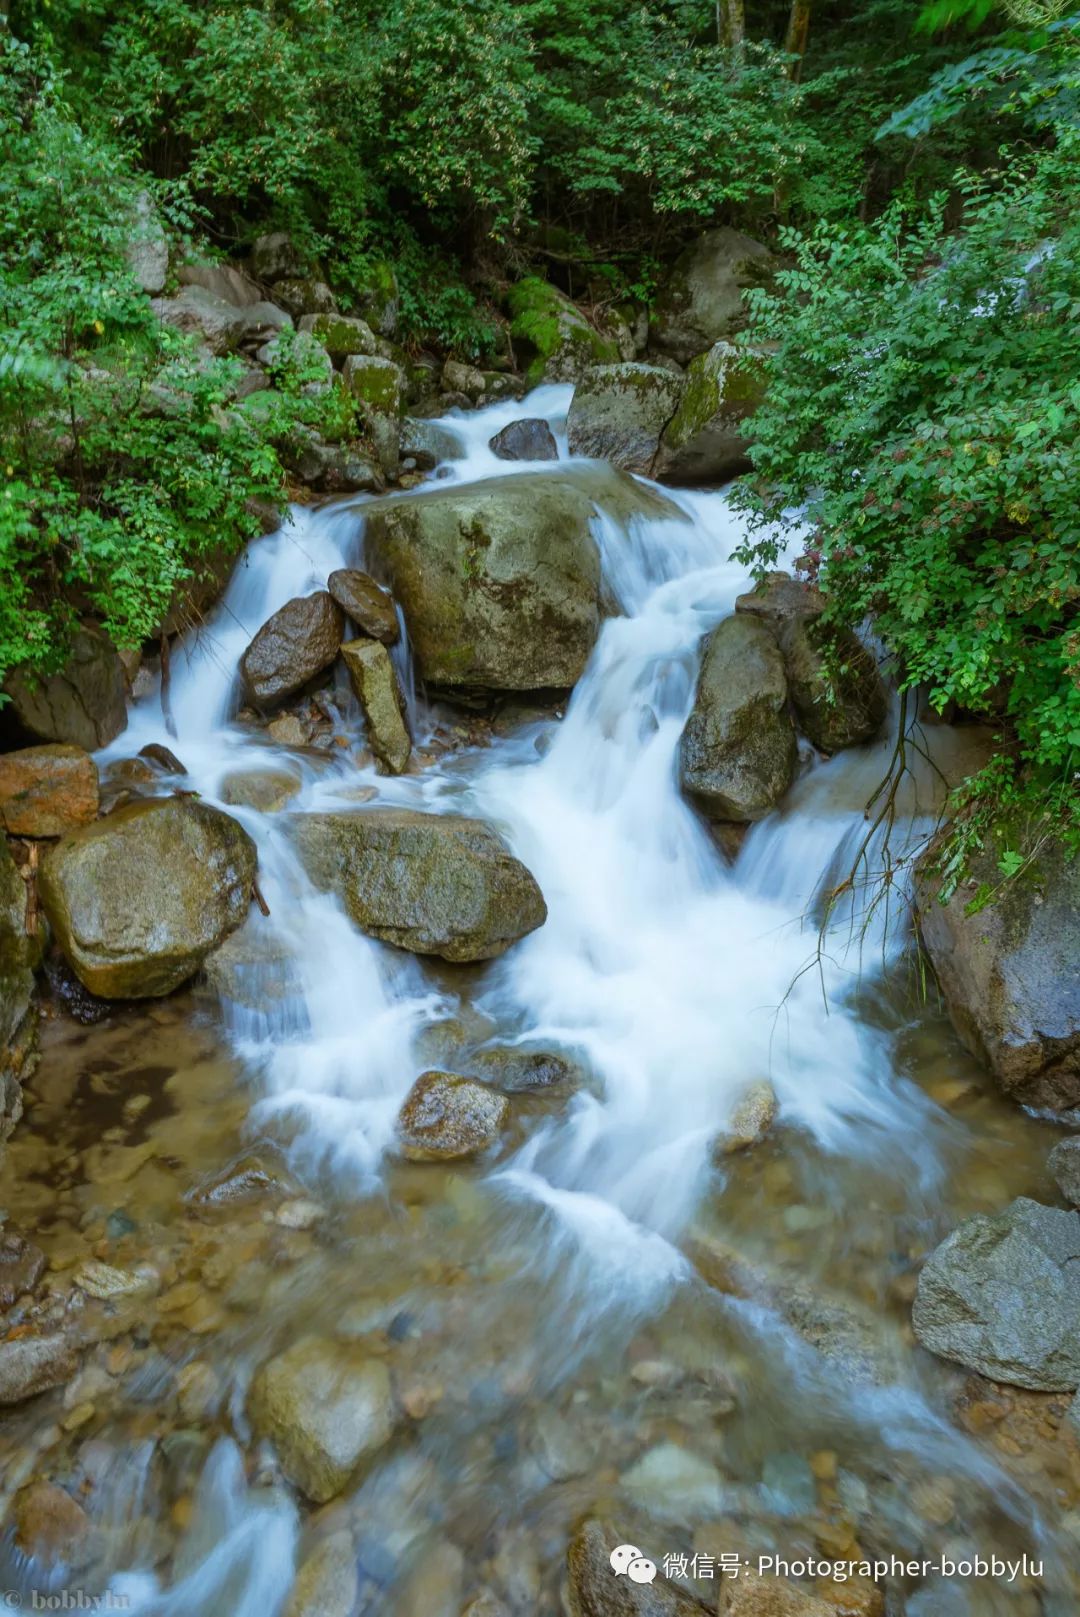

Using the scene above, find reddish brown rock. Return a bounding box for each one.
[0,744,99,836]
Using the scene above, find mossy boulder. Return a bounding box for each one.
[653,341,762,485]
[914,836,1080,1111]
[239,591,344,709]
[735,572,887,752]
[352,258,399,338]
[679,614,797,822]
[3,625,127,751]
[272,278,336,319]
[342,354,404,477]
[508,278,619,386]
[247,1337,395,1502]
[566,363,684,474]
[39,798,257,998]
[0,840,42,1130]
[290,808,547,962]
[651,227,774,364]
[361,473,605,691]
[298,313,379,362]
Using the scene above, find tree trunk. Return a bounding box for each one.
[784,0,811,79]
[719,0,746,55]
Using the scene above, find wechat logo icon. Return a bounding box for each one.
[609,1544,657,1584]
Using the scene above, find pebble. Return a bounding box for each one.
[62,1401,96,1432]
[74,1259,146,1299]
[275,1198,326,1230]
[622,1441,725,1519]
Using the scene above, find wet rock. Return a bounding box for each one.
[0,837,41,1117]
[651,228,773,364]
[567,364,684,474]
[397,1539,466,1617]
[401,416,461,469]
[397,1071,509,1161]
[0,744,99,837]
[14,1480,90,1563]
[240,592,345,709]
[291,809,547,962]
[342,354,405,478]
[247,1337,395,1502]
[251,232,307,283]
[74,1260,147,1300]
[489,418,558,462]
[138,743,187,775]
[39,797,257,998]
[621,1442,724,1519]
[567,1520,708,1616]
[362,472,605,692]
[719,1081,777,1153]
[0,1231,46,1307]
[914,837,1080,1111]
[466,1046,582,1093]
[285,1530,358,1617]
[0,1333,78,1404]
[3,625,127,750]
[220,767,301,813]
[267,713,312,748]
[327,570,399,645]
[913,1197,1080,1390]
[652,342,761,485]
[1049,1137,1080,1205]
[735,574,886,753]
[298,312,379,361]
[188,1151,293,1208]
[508,279,620,386]
[43,954,111,1024]
[340,641,411,775]
[679,615,796,822]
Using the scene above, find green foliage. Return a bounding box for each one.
[0,35,284,685]
[732,131,1080,858]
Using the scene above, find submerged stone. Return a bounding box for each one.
[340,639,411,775]
[397,1070,509,1161]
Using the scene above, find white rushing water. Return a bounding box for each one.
[107,382,953,1236]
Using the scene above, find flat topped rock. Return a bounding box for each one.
[290,808,546,962]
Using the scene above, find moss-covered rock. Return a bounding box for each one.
[653,341,762,485]
[734,572,887,753]
[508,278,620,386]
[0,840,41,1134]
[651,227,774,364]
[342,354,404,477]
[566,363,683,474]
[361,473,603,691]
[352,259,399,338]
[38,798,257,998]
[3,626,127,751]
[298,312,379,362]
[914,836,1080,1112]
[272,278,336,319]
[290,808,547,962]
[679,615,796,822]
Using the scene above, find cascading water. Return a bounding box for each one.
[20,383,1067,1614]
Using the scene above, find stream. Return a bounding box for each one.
[1,384,1076,1616]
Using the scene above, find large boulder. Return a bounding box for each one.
[298,312,379,361]
[340,640,411,775]
[290,809,546,962]
[352,258,399,339]
[679,615,797,822]
[651,228,773,364]
[342,354,404,478]
[178,260,264,308]
[239,592,344,709]
[250,232,307,283]
[736,573,886,753]
[912,1197,1080,1390]
[508,279,620,386]
[652,342,761,485]
[0,745,99,837]
[566,364,684,474]
[247,1337,395,1502]
[914,837,1080,1110]
[397,1071,509,1161]
[3,626,127,751]
[489,419,558,462]
[362,473,605,692]
[125,191,168,294]
[149,286,251,355]
[327,570,398,645]
[38,798,257,998]
[0,840,41,1131]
